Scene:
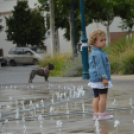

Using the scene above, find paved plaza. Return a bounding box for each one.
[0,65,134,134]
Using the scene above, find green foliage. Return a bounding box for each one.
[113,0,134,19]
[39,55,83,77]
[120,45,134,74]
[85,0,113,22]
[113,0,134,31]
[38,0,82,43]
[63,56,83,77]
[6,1,46,47]
[38,0,134,44]
[118,18,134,32]
[39,56,70,77]
[85,0,134,32]
[104,38,134,74]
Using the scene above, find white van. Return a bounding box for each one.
[7,47,44,66]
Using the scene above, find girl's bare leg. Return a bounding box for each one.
[99,94,107,113]
[93,97,100,113]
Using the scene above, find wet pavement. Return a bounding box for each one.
[0,65,134,133]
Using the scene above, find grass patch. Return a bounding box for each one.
[39,55,72,77]
[40,37,134,76]
[103,37,134,74]
[39,54,83,77]
[63,56,82,77]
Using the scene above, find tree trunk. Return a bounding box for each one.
[107,24,110,46]
[107,16,111,46]
[69,12,74,57]
[49,0,56,58]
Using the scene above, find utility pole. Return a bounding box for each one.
[80,0,89,80]
[49,0,56,58]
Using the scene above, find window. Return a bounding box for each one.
[15,49,24,55]
[0,49,3,56]
[25,51,33,55]
[8,50,15,55]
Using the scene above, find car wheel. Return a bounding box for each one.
[32,59,38,65]
[10,60,16,66]
[2,63,7,66]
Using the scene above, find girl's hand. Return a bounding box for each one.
[102,78,108,87]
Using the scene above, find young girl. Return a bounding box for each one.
[88,29,113,120]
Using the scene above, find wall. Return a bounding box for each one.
[58,28,72,55]
[1,0,134,56]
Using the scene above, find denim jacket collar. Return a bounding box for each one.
[93,46,104,52]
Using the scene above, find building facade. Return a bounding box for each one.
[0,0,133,56]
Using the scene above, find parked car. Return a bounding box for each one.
[0,57,7,66]
[7,47,44,66]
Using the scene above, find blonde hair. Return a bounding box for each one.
[89,29,106,45]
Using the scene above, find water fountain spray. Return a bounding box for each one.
[23,125,27,134]
[29,100,33,109]
[9,96,12,101]
[114,120,120,134]
[94,120,100,134]
[21,101,25,110]
[6,105,11,109]
[15,100,18,108]
[5,119,8,134]
[40,100,44,113]
[56,120,62,133]
[129,98,134,109]
[82,103,85,112]
[0,112,1,119]
[16,108,19,119]
[22,116,25,127]
[51,94,54,104]
[38,115,44,134]
[50,106,53,114]
[112,99,117,106]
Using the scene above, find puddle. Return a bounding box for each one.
[0,84,134,134]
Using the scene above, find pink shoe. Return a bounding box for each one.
[93,113,99,120]
[98,113,113,120]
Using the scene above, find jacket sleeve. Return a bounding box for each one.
[93,52,108,79]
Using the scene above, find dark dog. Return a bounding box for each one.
[29,63,55,83]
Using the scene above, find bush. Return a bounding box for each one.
[40,37,134,77]
[103,37,134,75]
[120,45,134,74]
[39,55,71,77]
[39,54,83,77]
[63,56,83,77]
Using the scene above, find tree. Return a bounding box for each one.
[0,18,3,32]
[49,0,56,57]
[38,0,134,48]
[116,0,134,32]
[38,0,82,56]
[118,18,134,32]
[6,1,46,47]
[85,0,134,45]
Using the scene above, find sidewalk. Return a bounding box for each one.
[0,75,134,133]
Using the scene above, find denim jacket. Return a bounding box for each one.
[89,46,111,82]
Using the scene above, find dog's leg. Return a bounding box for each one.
[29,71,33,83]
[45,76,49,82]
[31,72,36,83]
[29,78,31,83]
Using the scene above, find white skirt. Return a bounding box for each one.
[88,81,113,89]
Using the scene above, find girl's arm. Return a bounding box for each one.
[94,53,108,86]
[93,53,107,80]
